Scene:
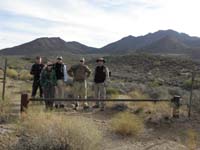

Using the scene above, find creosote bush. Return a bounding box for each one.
[0,99,12,123]
[6,68,18,79]
[15,111,102,150]
[19,70,32,81]
[110,111,144,136]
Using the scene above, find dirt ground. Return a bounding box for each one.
[0,79,199,150]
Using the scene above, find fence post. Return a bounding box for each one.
[2,58,7,100]
[20,93,29,113]
[188,71,195,118]
[171,95,181,118]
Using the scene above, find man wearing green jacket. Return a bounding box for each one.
[40,62,57,110]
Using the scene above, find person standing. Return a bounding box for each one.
[40,62,57,110]
[68,58,91,110]
[54,56,68,108]
[93,58,110,111]
[30,56,44,98]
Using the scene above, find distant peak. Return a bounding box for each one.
[121,35,135,40]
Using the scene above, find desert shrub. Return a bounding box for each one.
[15,112,102,150]
[19,70,32,81]
[146,87,169,99]
[186,129,198,150]
[110,111,144,136]
[128,89,149,99]
[107,87,119,96]
[0,69,3,76]
[183,78,200,90]
[6,68,18,79]
[0,100,12,123]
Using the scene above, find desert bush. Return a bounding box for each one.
[6,68,18,79]
[0,69,3,76]
[15,111,102,150]
[128,89,149,99]
[19,70,32,81]
[0,100,12,123]
[110,111,144,136]
[186,129,198,150]
[107,87,119,96]
[183,78,200,90]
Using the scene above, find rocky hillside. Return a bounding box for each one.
[0,37,98,55]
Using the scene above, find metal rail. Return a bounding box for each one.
[21,94,181,118]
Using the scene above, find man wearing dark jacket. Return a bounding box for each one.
[30,56,44,98]
[54,56,68,108]
[93,58,110,111]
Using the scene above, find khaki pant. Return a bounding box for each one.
[73,80,88,106]
[94,83,106,107]
[55,80,65,105]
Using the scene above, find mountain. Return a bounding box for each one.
[1,29,200,58]
[0,37,98,55]
[100,29,200,54]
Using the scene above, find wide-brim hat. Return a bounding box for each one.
[57,56,63,60]
[80,58,85,62]
[96,57,105,63]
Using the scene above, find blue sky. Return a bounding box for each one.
[0,0,200,49]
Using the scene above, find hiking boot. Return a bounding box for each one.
[83,105,90,110]
[100,107,105,111]
[55,104,59,108]
[92,105,100,109]
[73,103,79,111]
[59,104,65,108]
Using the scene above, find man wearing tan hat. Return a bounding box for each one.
[68,58,91,110]
[93,58,110,111]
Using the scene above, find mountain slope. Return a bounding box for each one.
[0,37,98,55]
[138,36,189,54]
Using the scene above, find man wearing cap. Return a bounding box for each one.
[54,56,68,108]
[68,58,91,110]
[93,58,110,111]
[30,56,44,98]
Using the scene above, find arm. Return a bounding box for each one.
[30,64,35,75]
[63,64,68,82]
[85,66,92,78]
[40,70,46,87]
[52,70,57,86]
[67,67,74,77]
[105,67,110,83]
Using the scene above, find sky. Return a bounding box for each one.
[0,0,200,49]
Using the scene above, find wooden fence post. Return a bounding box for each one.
[20,93,29,113]
[171,95,181,118]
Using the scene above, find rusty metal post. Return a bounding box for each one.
[2,58,7,100]
[171,95,181,118]
[20,93,29,113]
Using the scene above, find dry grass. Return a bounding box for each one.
[186,129,198,150]
[0,100,12,123]
[15,111,102,150]
[110,111,144,136]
